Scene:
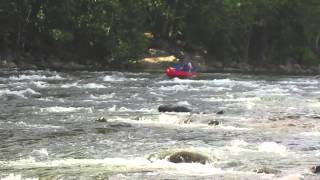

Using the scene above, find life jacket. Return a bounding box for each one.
[182,62,192,71]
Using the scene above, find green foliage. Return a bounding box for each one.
[301,48,320,65]
[0,0,320,67]
[50,29,74,42]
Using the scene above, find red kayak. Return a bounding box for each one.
[166,67,198,78]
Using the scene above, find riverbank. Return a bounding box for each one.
[1,51,320,75]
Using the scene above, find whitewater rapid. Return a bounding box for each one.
[0,70,319,179]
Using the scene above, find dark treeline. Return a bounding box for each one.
[1,0,320,68]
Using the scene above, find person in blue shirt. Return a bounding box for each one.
[181,55,193,72]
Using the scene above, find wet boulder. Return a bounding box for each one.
[158,105,191,113]
[95,116,107,122]
[109,122,132,128]
[311,165,320,174]
[253,167,281,174]
[208,120,219,126]
[216,110,224,115]
[95,127,118,134]
[168,151,209,164]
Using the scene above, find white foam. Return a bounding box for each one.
[1,174,38,180]
[38,97,54,101]
[300,132,320,136]
[157,114,185,124]
[158,78,234,85]
[279,79,318,85]
[40,106,92,113]
[32,81,48,88]
[82,83,107,89]
[177,101,191,106]
[103,75,126,82]
[61,82,78,88]
[258,142,287,155]
[0,157,272,178]
[249,86,290,96]
[24,88,40,95]
[219,125,252,131]
[108,105,117,111]
[204,96,259,102]
[186,86,232,92]
[118,107,154,113]
[230,139,250,147]
[158,78,260,88]
[309,102,320,108]
[15,121,62,129]
[9,74,64,80]
[90,93,115,99]
[32,148,49,157]
[221,140,254,155]
[108,114,191,127]
[311,91,320,94]
[62,82,107,89]
[159,85,189,91]
[277,174,304,180]
[0,88,40,98]
[214,140,293,160]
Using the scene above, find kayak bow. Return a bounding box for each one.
[166,67,197,78]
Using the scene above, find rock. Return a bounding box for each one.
[158,105,191,112]
[168,151,209,164]
[212,61,223,68]
[253,167,281,174]
[208,120,219,126]
[47,56,62,68]
[239,63,252,72]
[134,116,142,120]
[182,117,192,124]
[95,127,118,134]
[310,165,320,174]
[109,122,132,128]
[293,64,303,73]
[216,110,224,115]
[287,123,296,127]
[18,62,38,70]
[96,117,107,122]
[67,61,86,70]
[280,63,294,73]
[1,59,17,68]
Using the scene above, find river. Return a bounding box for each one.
[0,69,319,179]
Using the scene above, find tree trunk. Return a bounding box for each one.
[315,33,320,53]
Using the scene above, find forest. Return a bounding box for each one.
[1,0,320,69]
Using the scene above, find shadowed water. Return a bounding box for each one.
[0,70,319,179]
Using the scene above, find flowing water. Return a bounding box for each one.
[0,69,319,179]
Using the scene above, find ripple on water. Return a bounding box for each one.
[39,106,93,113]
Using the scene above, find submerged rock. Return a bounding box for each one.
[253,167,281,174]
[182,118,192,124]
[208,120,219,126]
[168,151,209,164]
[310,165,320,173]
[109,122,132,128]
[95,127,118,134]
[216,110,224,115]
[95,117,107,122]
[158,105,191,113]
